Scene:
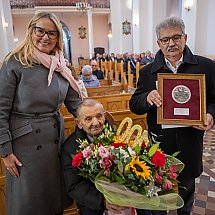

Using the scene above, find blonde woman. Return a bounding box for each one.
[0,12,81,215]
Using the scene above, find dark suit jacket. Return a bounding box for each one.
[61,127,105,214]
[92,69,104,80]
[129,46,215,178]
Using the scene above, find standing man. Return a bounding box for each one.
[129,16,215,215]
[91,60,104,80]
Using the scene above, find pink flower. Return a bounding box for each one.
[162,179,173,190]
[167,165,178,180]
[72,152,83,167]
[82,146,93,158]
[98,145,110,158]
[104,169,111,176]
[99,157,112,169]
[155,172,163,184]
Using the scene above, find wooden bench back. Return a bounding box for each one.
[86,85,125,97]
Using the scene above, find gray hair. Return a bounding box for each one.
[76,99,104,118]
[156,16,185,39]
[81,65,92,75]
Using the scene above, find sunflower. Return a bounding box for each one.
[129,156,151,180]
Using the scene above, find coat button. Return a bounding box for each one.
[55,139,59,144]
[53,123,57,128]
[36,129,41,133]
[37,145,42,150]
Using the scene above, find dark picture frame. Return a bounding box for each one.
[122,20,131,35]
[78,26,87,39]
[157,73,206,125]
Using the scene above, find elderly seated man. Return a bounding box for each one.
[61,99,129,215]
[91,60,104,80]
[61,99,151,215]
[80,65,100,88]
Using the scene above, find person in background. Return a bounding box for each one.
[130,16,215,215]
[109,53,116,62]
[81,65,100,88]
[61,99,132,215]
[91,59,104,80]
[140,50,154,65]
[0,11,82,215]
[68,65,88,98]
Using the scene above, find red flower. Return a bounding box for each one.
[72,152,83,167]
[151,151,166,168]
[141,142,146,149]
[111,142,126,148]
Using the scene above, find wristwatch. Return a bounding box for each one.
[1,154,8,158]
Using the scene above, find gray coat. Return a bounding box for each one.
[0,56,81,215]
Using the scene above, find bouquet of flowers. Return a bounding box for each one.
[72,117,184,210]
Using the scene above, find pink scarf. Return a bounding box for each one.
[33,48,82,99]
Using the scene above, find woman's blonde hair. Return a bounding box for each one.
[6,11,63,67]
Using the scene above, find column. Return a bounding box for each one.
[132,0,140,53]
[138,0,167,53]
[87,9,94,59]
[0,0,14,62]
[109,0,123,54]
[181,0,197,53]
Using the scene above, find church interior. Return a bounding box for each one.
[0,0,215,215]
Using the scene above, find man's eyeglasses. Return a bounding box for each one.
[159,34,184,45]
[33,26,58,40]
[91,65,97,67]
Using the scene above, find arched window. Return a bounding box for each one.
[61,21,72,63]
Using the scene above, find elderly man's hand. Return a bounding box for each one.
[147,90,162,107]
[192,113,214,131]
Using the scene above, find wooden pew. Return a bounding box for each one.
[99,79,113,86]
[79,59,90,67]
[108,110,147,130]
[86,75,128,97]
[87,93,132,112]
[86,84,126,97]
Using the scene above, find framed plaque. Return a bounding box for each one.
[157,73,206,125]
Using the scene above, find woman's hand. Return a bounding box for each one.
[104,199,129,214]
[2,153,22,177]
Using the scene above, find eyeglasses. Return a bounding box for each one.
[33,26,58,40]
[91,65,97,67]
[159,34,184,45]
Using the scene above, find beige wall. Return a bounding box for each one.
[12,13,109,64]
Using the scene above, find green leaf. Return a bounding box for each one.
[118,161,123,172]
[148,143,159,157]
[134,144,141,155]
[172,151,180,157]
[139,155,153,165]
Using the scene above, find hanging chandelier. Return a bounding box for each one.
[76,0,91,12]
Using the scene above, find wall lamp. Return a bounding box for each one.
[3,22,8,30]
[185,5,191,11]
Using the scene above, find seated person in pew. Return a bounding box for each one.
[61,99,129,215]
[91,59,104,80]
[67,65,88,98]
[61,99,151,215]
[80,65,100,88]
